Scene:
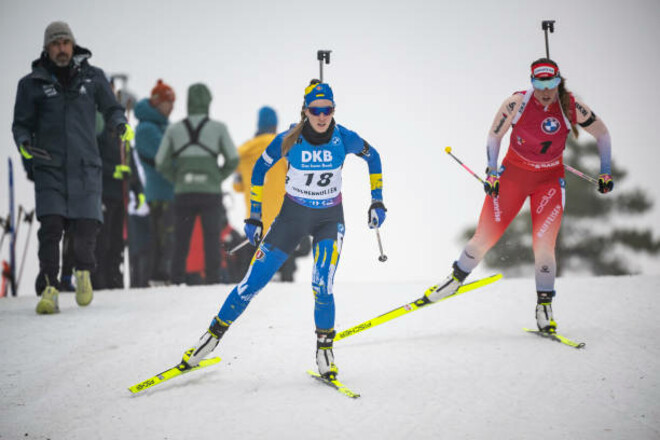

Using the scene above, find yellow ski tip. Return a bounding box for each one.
[444,146,452,153]
[203,357,222,366]
[127,356,222,394]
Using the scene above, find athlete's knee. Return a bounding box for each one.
[219,244,289,323]
[312,281,333,306]
[236,243,289,300]
[532,241,557,261]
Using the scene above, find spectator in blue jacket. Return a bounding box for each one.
[134,79,175,285]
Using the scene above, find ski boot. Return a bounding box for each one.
[424,261,469,302]
[74,269,93,306]
[182,317,229,367]
[36,286,60,315]
[536,290,557,332]
[316,329,338,379]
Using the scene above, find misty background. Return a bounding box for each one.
[1,0,658,292]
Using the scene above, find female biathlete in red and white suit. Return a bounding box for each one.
[425,58,613,332]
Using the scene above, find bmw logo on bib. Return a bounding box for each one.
[541,117,561,135]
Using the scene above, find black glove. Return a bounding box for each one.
[483,173,500,197]
[598,174,614,194]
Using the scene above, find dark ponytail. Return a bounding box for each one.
[531,58,578,138]
[558,77,579,138]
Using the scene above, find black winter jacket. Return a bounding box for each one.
[12,46,127,222]
[97,119,143,202]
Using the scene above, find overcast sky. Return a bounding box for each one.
[1,0,658,287]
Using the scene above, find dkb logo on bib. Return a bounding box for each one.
[302,150,333,163]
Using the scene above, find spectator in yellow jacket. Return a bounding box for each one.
[233,106,285,231]
[233,107,310,281]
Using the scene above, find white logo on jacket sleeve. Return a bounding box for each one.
[261,150,274,165]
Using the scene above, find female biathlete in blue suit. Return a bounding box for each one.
[181,81,387,379]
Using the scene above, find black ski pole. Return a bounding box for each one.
[14,205,24,243]
[9,205,24,296]
[317,50,331,82]
[16,208,35,293]
[0,214,9,250]
[374,228,387,262]
[542,20,555,58]
[112,73,136,290]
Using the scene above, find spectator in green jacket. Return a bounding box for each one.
[156,83,238,284]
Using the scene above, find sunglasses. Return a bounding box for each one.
[307,106,335,116]
[531,76,561,90]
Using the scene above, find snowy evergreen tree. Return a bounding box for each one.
[460,137,660,276]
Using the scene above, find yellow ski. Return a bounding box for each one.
[128,357,221,394]
[335,273,502,342]
[523,328,586,349]
[307,370,360,399]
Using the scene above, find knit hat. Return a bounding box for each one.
[43,21,75,48]
[257,106,278,134]
[304,83,334,107]
[150,79,176,105]
[187,83,212,115]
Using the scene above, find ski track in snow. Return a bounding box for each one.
[1,275,659,440]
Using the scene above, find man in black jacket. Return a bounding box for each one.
[12,21,133,314]
[93,105,145,290]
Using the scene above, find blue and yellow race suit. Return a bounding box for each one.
[215,121,383,332]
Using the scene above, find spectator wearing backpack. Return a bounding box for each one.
[156,83,238,285]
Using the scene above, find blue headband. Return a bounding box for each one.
[304,83,334,106]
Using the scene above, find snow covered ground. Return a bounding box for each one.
[1,275,659,440]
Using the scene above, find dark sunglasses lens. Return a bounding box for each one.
[309,106,333,116]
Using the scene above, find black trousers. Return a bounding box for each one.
[171,193,225,285]
[92,198,125,290]
[148,201,174,282]
[36,215,100,295]
[61,227,75,280]
[128,214,150,288]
